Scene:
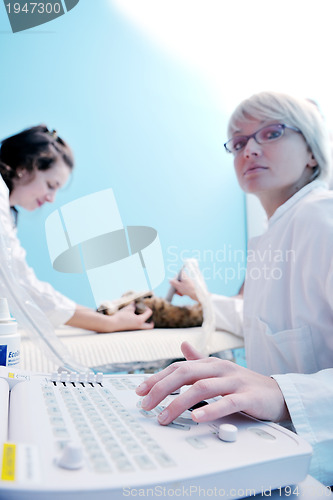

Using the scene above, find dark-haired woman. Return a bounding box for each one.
[0,125,153,332]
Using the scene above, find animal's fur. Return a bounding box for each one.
[98,291,203,328]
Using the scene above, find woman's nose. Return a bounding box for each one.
[243,137,262,157]
[45,192,56,203]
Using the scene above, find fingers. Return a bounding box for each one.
[116,303,154,330]
[169,279,183,296]
[125,303,153,323]
[169,275,198,302]
[156,378,239,425]
[136,363,181,397]
[136,357,227,397]
[169,278,184,291]
[181,341,205,361]
[137,306,154,329]
[122,302,136,311]
[136,354,289,425]
[138,361,230,414]
[156,379,220,425]
[140,320,154,330]
[192,394,243,422]
[140,306,153,321]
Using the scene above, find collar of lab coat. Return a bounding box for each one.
[268,179,328,227]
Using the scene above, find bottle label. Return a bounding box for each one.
[0,345,7,366]
[0,345,20,367]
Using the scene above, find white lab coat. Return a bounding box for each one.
[212,180,333,485]
[0,175,76,326]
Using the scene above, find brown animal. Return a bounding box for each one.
[98,291,203,328]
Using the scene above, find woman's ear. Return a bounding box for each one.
[16,168,27,179]
[307,154,318,168]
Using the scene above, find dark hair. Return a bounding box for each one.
[0,125,74,193]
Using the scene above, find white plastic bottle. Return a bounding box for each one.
[0,298,20,367]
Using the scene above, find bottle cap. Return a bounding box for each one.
[0,298,15,322]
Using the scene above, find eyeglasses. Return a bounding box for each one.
[224,123,302,154]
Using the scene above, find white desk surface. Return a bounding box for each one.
[20,326,244,373]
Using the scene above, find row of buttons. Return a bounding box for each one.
[51,372,104,385]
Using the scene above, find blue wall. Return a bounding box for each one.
[0,0,246,308]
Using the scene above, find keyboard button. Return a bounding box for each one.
[134,454,156,470]
[53,427,70,438]
[154,452,176,468]
[185,436,207,449]
[115,459,134,472]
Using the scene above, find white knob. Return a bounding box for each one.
[218,423,238,442]
[56,442,84,470]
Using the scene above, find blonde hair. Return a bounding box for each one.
[227,91,332,183]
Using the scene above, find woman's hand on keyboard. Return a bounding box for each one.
[136,341,290,425]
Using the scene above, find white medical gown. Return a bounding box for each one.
[212,180,333,485]
[0,175,76,327]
